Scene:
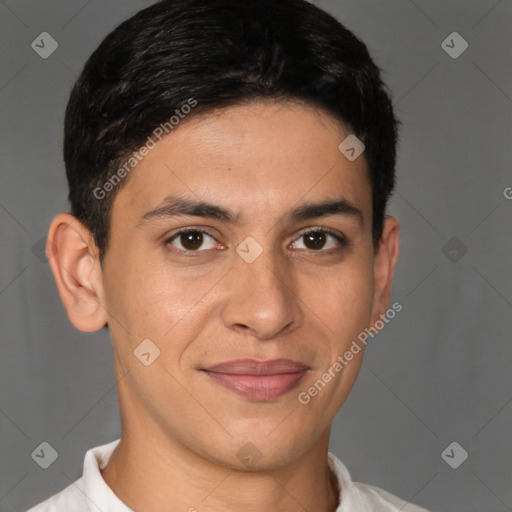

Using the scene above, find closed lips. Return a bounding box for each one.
[203,358,310,375]
[201,359,309,400]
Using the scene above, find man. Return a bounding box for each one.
[27,0,432,510]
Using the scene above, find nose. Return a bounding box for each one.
[220,243,303,340]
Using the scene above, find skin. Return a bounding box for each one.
[47,99,399,512]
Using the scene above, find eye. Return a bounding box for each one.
[165,229,219,252]
[290,228,347,251]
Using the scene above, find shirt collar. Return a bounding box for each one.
[82,438,133,512]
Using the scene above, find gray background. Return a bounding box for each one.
[1,1,511,511]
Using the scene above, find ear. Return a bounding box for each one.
[46,213,108,332]
[370,216,400,326]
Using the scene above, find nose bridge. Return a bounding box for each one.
[235,232,282,279]
[221,236,300,338]
[249,247,285,293]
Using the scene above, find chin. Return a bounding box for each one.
[200,424,323,471]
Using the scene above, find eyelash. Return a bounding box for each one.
[163,227,348,256]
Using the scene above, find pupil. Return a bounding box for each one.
[182,231,202,250]
[305,232,325,250]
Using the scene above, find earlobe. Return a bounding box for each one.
[46,213,108,332]
[370,216,400,324]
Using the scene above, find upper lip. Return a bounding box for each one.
[203,358,309,375]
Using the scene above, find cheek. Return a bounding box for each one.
[105,251,168,315]
[303,261,374,339]
[105,256,219,349]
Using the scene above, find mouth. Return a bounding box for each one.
[201,358,309,401]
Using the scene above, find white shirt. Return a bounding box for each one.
[26,438,431,512]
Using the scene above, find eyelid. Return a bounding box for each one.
[164,225,348,255]
[164,227,222,253]
[291,226,348,249]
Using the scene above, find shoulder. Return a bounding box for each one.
[25,438,126,512]
[328,452,432,512]
[24,477,89,512]
[354,481,432,511]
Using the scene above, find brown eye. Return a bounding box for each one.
[167,230,217,252]
[291,229,346,252]
[303,231,327,250]
[180,231,204,250]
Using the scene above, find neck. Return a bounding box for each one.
[101,428,339,512]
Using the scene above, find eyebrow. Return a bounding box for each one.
[137,195,364,227]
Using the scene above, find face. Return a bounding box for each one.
[54,100,399,471]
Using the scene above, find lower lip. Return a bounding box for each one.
[203,370,308,400]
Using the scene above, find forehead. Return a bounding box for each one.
[111,100,371,228]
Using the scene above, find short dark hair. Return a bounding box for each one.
[64,0,399,262]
